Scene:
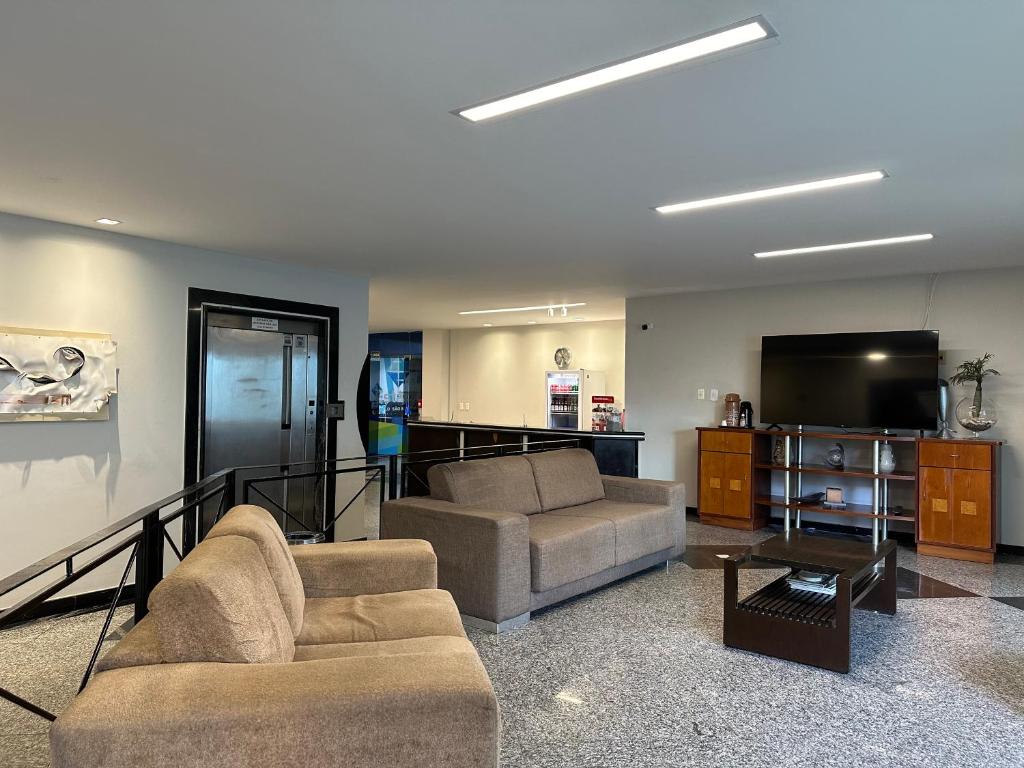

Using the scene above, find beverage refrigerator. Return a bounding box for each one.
[546,369,606,430]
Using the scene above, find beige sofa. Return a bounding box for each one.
[381,448,685,632]
[50,505,500,768]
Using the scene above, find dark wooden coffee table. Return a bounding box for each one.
[723,530,897,673]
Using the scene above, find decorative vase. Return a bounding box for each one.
[955,385,998,437]
[772,437,786,466]
[724,393,741,427]
[878,444,896,474]
[825,443,845,470]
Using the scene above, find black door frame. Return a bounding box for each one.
[184,288,341,541]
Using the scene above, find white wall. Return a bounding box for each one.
[421,329,451,421]
[0,212,369,601]
[424,320,625,428]
[626,268,1024,546]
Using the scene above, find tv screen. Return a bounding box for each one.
[760,331,939,430]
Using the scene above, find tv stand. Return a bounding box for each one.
[695,427,1002,562]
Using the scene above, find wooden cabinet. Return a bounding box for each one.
[697,428,766,530]
[917,439,999,563]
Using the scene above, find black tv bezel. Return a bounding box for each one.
[759,329,939,431]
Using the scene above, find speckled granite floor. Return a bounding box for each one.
[3,518,1023,767]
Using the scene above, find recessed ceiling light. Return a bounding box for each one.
[655,171,886,215]
[459,303,586,316]
[455,17,775,122]
[754,233,933,258]
[867,352,888,361]
[527,321,538,325]
[95,218,121,225]
[573,317,585,321]
[482,323,493,327]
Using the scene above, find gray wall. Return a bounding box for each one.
[626,267,1023,545]
[0,212,369,603]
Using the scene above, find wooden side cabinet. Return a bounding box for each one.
[917,438,1001,563]
[697,428,768,530]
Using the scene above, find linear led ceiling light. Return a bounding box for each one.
[459,303,586,316]
[95,218,121,225]
[455,17,775,122]
[656,171,886,215]
[754,233,933,259]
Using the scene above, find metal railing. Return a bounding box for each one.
[0,439,578,722]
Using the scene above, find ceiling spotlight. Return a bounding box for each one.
[528,321,538,325]
[482,323,493,327]
[754,233,933,258]
[655,171,886,215]
[459,303,586,316]
[95,218,121,226]
[455,17,775,122]
[867,352,888,361]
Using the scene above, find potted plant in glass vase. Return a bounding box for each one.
[949,353,1000,437]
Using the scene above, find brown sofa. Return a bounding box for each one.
[50,505,500,768]
[381,448,685,632]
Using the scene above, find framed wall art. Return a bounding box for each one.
[0,326,118,422]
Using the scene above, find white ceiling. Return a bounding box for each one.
[1,1,1022,331]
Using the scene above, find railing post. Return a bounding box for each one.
[223,469,236,510]
[388,455,399,501]
[134,512,164,623]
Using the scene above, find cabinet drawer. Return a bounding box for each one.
[700,430,752,454]
[919,441,991,470]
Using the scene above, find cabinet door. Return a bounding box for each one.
[699,451,724,517]
[918,466,952,545]
[951,469,992,549]
[721,453,752,519]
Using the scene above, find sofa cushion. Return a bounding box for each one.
[293,635,475,662]
[148,535,295,664]
[428,455,542,515]
[550,499,676,566]
[96,616,162,673]
[526,449,605,512]
[527,513,614,592]
[295,589,467,645]
[206,504,305,636]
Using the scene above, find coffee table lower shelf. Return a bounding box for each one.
[723,532,897,673]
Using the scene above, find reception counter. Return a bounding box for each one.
[405,420,644,487]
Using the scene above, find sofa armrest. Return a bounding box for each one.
[601,475,686,556]
[51,651,500,768]
[289,539,437,598]
[380,498,530,624]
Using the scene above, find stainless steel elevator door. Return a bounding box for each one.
[202,312,323,533]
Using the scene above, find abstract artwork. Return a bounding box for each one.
[0,326,118,422]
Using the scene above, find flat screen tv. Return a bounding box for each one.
[760,330,939,430]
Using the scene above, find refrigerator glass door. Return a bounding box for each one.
[546,371,580,430]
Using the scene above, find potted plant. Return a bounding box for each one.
[949,353,1000,437]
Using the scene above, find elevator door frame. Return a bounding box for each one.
[184,288,341,541]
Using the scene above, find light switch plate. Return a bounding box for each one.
[710,388,719,402]
[697,388,706,401]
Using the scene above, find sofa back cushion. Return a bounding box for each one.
[148,535,295,664]
[207,504,305,635]
[526,449,606,511]
[428,455,542,515]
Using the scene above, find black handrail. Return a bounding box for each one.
[0,440,579,722]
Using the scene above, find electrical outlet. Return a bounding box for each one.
[458,402,465,411]
[709,388,719,402]
[697,388,706,401]
[464,402,470,410]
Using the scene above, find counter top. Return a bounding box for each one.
[407,420,645,440]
